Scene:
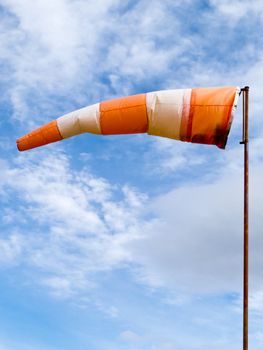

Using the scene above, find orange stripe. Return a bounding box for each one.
[100,94,148,135]
[189,86,237,148]
[180,89,192,141]
[16,120,63,151]
[186,89,196,142]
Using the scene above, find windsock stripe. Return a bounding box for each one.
[16,120,62,151]
[146,89,187,141]
[185,88,197,142]
[189,86,239,148]
[100,94,148,135]
[180,89,192,141]
[57,103,101,139]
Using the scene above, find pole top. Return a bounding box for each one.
[241,86,249,91]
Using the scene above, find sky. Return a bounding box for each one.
[0,0,263,349]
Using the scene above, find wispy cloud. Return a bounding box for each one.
[1,150,152,300]
[210,0,263,21]
[1,138,263,302]
[1,0,195,125]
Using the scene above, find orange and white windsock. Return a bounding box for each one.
[16,86,240,151]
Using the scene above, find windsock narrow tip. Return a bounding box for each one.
[16,120,63,151]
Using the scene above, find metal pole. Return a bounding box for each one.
[240,86,249,350]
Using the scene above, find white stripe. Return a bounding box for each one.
[57,103,101,139]
[146,89,187,140]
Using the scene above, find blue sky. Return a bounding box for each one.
[1,0,263,349]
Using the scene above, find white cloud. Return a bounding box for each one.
[210,0,263,21]
[1,0,262,117]
[127,152,263,295]
[1,138,263,304]
[0,0,106,121]
[146,137,206,173]
[1,150,151,299]
[0,234,24,265]
[0,0,202,125]
[249,291,263,314]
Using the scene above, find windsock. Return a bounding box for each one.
[16,86,240,151]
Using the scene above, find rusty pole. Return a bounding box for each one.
[240,86,249,350]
